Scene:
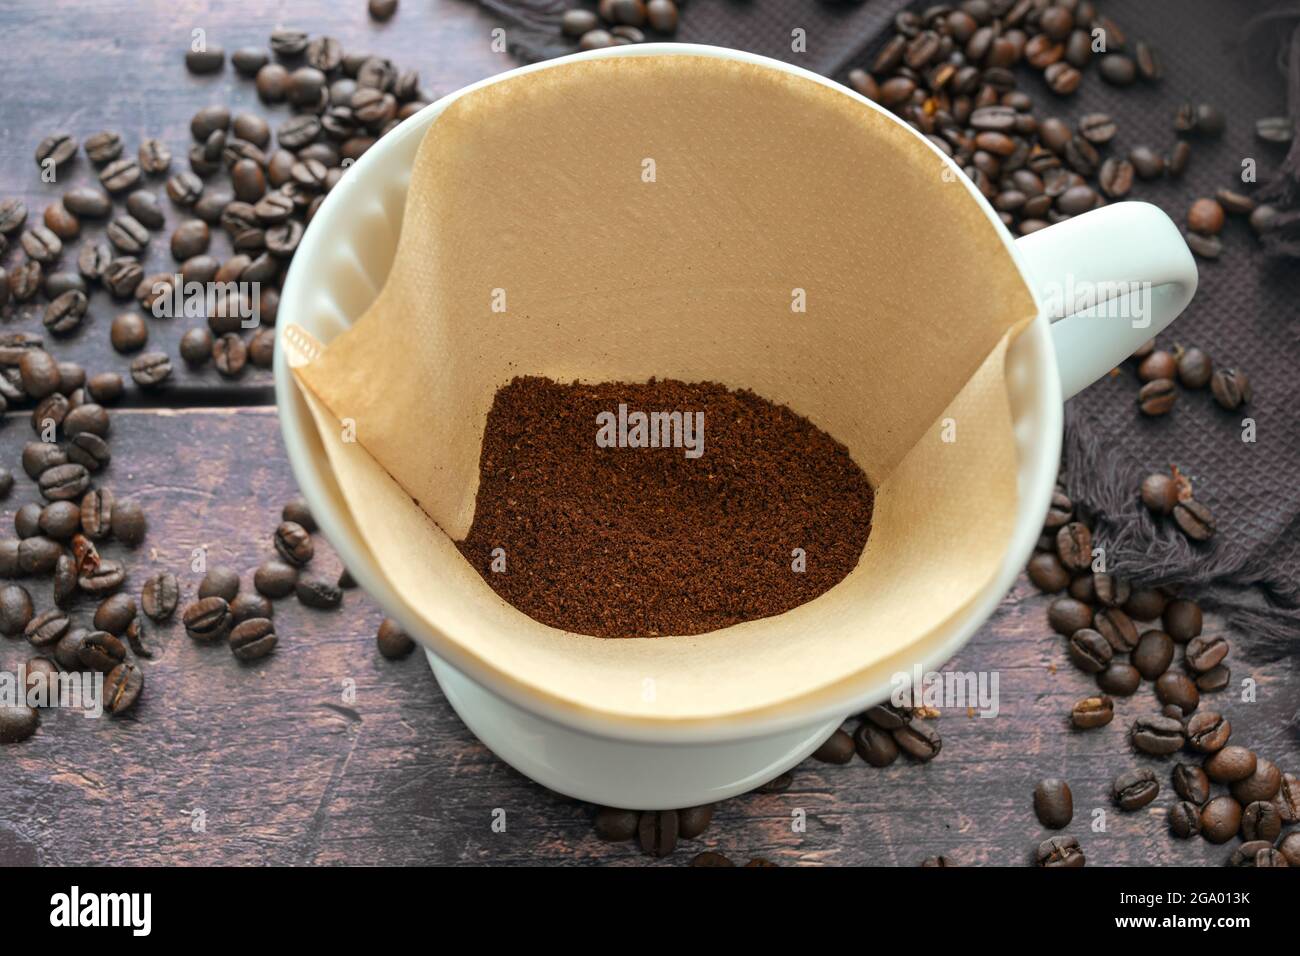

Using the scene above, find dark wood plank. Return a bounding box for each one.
[1,407,1294,865]
[0,0,507,399]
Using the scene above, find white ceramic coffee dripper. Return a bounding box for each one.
[275,44,1197,810]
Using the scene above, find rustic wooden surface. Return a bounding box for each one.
[0,411,1295,867]
[1,1,1297,867]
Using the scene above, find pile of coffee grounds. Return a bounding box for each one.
[457,377,874,637]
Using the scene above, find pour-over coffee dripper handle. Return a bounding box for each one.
[1014,201,1199,401]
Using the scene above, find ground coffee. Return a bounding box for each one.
[457,376,875,637]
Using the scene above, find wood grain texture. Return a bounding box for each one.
[1,408,1295,866]
[0,0,507,397]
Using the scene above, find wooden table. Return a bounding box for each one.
[1,0,1296,867]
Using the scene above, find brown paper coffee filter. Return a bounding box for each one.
[289,53,1037,722]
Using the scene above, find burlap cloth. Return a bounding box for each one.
[476,0,1300,654]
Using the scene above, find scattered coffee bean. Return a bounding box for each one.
[1033,778,1073,829]
[229,617,277,661]
[1200,795,1242,844]
[1113,768,1160,810]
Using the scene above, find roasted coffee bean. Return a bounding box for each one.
[278,115,321,150]
[78,630,125,672]
[170,219,210,261]
[15,503,42,538]
[1034,778,1073,829]
[99,156,141,194]
[376,618,414,659]
[186,42,225,74]
[1131,714,1185,755]
[295,576,342,609]
[1195,665,1230,693]
[0,198,28,234]
[78,558,124,596]
[853,721,899,766]
[135,139,171,178]
[1138,350,1177,382]
[1098,157,1133,198]
[110,498,145,547]
[183,596,232,642]
[9,260,43,301]
[274,521,314,566]
[130,352,172,389]
[76,242,111,283]
[1228,841,1279,867]
[103,257,143,299]
[1187,198,1225,236]
[1036,835,1084,867]
[893,717,941,761]
[1231,758,1281,804]
[270,28,309,57]
[638,809,678,857]
[1155,671,1199,715]
[229,592,272,624]
[1185,633,1228,673]
[0,704,38,744]
[83,130,123,166]
[249,328,275,368]
[0,585,34,636]
[1162,599,1202,642]
[1185,232,1222,260]
[1173,762,1211,804]
[104,661,142,715]
[43,202,81,240]
[94,593,137,635]
[812,728,855,764]
[1138,378,1176,415]
[25,609,71,648]
[1097,662,1141,697]
[1027,552,1069,592]
[1174,347,1212,388]
[1129,145,1165,180]
[1092,574,1129,609]
[1209,368,1250,410]
[22,224,63,264]
[42,290,87,337]
[1068,628,1112,673]
[593,807,638,841]
[179,327,214,365]
[676,804,713,840]
[18,350,61,400]
[229,617,277,661]
[1048,599,1092,640]
[166,171,204,207]
[110,312,148,353]
[38,501,81,540]
[65,434,109,476]
[1169,800,1201,838]
[1240,800,1281,842]
[1055,523,1091,571]
[44,271,87,300]
[36,133,79,169]
[38,463,89,502]
[79,489,113,540]
[1133,630,1174,679]
[1201,795,1242,844]
[1114,768,1160,810]
[1173,499,1215,541]
[141,571,179,621]
[199,566,241,602]
[1094,607,1138,653]
[1044,62,1082,96]
[212,333,248,377]
[1185,710,1230,753]
[865,704,911,731]
[254,559,298,598]
[85,373,123,405]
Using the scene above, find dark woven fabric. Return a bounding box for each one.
[475,0,1300,651]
